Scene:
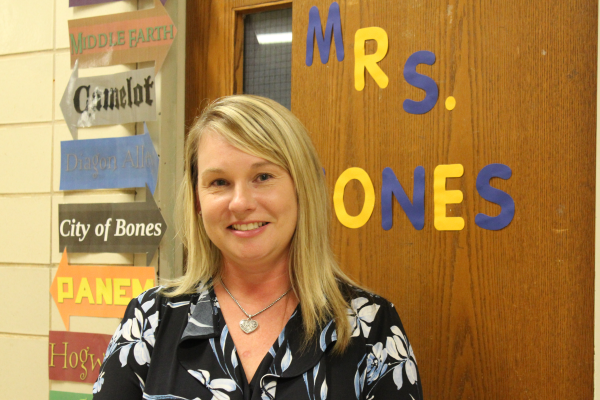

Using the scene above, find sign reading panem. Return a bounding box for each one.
[50,249,156,330]
[60,129,158,193]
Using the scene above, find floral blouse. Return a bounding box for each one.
[93,283,422,400]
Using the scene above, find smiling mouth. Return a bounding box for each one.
[228,222,269,231]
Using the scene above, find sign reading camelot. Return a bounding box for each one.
[60,65,157,138]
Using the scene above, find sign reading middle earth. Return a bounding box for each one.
[59,185,167,265]
[68,0,177,73]
[60,125,158,193]
[60,63,156,139]
[50,249,155,330]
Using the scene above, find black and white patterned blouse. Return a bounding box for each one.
[93,282,423,400]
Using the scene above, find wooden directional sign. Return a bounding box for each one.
[49,330,112,383]
[50,249,155,330]
[60,128,159,192]
[60,64,157,138]
[70,0,122,6]
[58,185,166,265]
[50,391,93,400]
[70,0,166,6]
[68,0,177,73]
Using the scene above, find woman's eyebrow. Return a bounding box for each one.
[251,161,275,169]
[200,162,276,178]
[200,168,224,177]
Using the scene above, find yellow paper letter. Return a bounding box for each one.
[96,278,113,305]
[354,27,389,91]
[75,277,95,304]
[434,164,465,230]
[333,168,375,229]
[113,278,131,306]
[132,278,154,298]
[58,277,74,303]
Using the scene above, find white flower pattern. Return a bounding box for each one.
[354,323,420,399]
[386,326,418,390]
[93,285,421,400]
[348,297,381,338]
[365,342,388,384]
[188,369,236,400]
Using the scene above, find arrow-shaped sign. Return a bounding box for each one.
[60,63,157,138]
[50,249,155,330]
[70,0,166,6]
[58,185,166,265]
[49,330,113,383]
[68,0,177,73]
[60,126,158,193]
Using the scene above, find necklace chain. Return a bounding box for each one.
[221,281,292,320]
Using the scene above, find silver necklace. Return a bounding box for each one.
[221,281,292,334]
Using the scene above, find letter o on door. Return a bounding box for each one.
[333,167,375,229]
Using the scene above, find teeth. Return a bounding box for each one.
[232,222,267,231]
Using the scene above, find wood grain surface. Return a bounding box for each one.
[186,1,597,398]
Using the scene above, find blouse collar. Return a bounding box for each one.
[177,281,338,379]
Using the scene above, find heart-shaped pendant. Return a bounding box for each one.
[240,318,258,334]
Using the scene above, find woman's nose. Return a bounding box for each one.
[229,185,256,214]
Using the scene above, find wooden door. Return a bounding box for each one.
[186,1,597,398]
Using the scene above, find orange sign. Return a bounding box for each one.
[50,249,155,330]
[68,0,177,73]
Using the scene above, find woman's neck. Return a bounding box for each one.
[218,258,292,301]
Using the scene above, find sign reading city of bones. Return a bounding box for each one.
[60,63,156,139]
[60,127,159,193]
[59,185,167,265]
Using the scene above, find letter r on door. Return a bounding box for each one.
[354,27,389,91]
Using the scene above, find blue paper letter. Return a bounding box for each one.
[381,166,425,230]
[403,50,438,114]
[305,2,344,66]
[475,163,515,231]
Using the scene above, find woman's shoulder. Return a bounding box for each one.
[337,281,409,343]
[339,281,393,309]
[123,284,199,320]
[152,280,211,304]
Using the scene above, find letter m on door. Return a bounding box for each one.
[305,2,344,66]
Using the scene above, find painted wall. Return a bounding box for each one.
[0,0,185,397]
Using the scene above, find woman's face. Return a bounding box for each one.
[196,131,298,270]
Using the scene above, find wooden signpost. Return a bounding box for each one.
[68,0,177,73]
[50,249,155,330]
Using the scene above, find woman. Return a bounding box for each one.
[93,95,422,400]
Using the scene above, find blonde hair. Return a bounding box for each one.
[166,95,356,352]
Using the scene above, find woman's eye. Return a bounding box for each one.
[211,179,227,186]
[257,173,272,182]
